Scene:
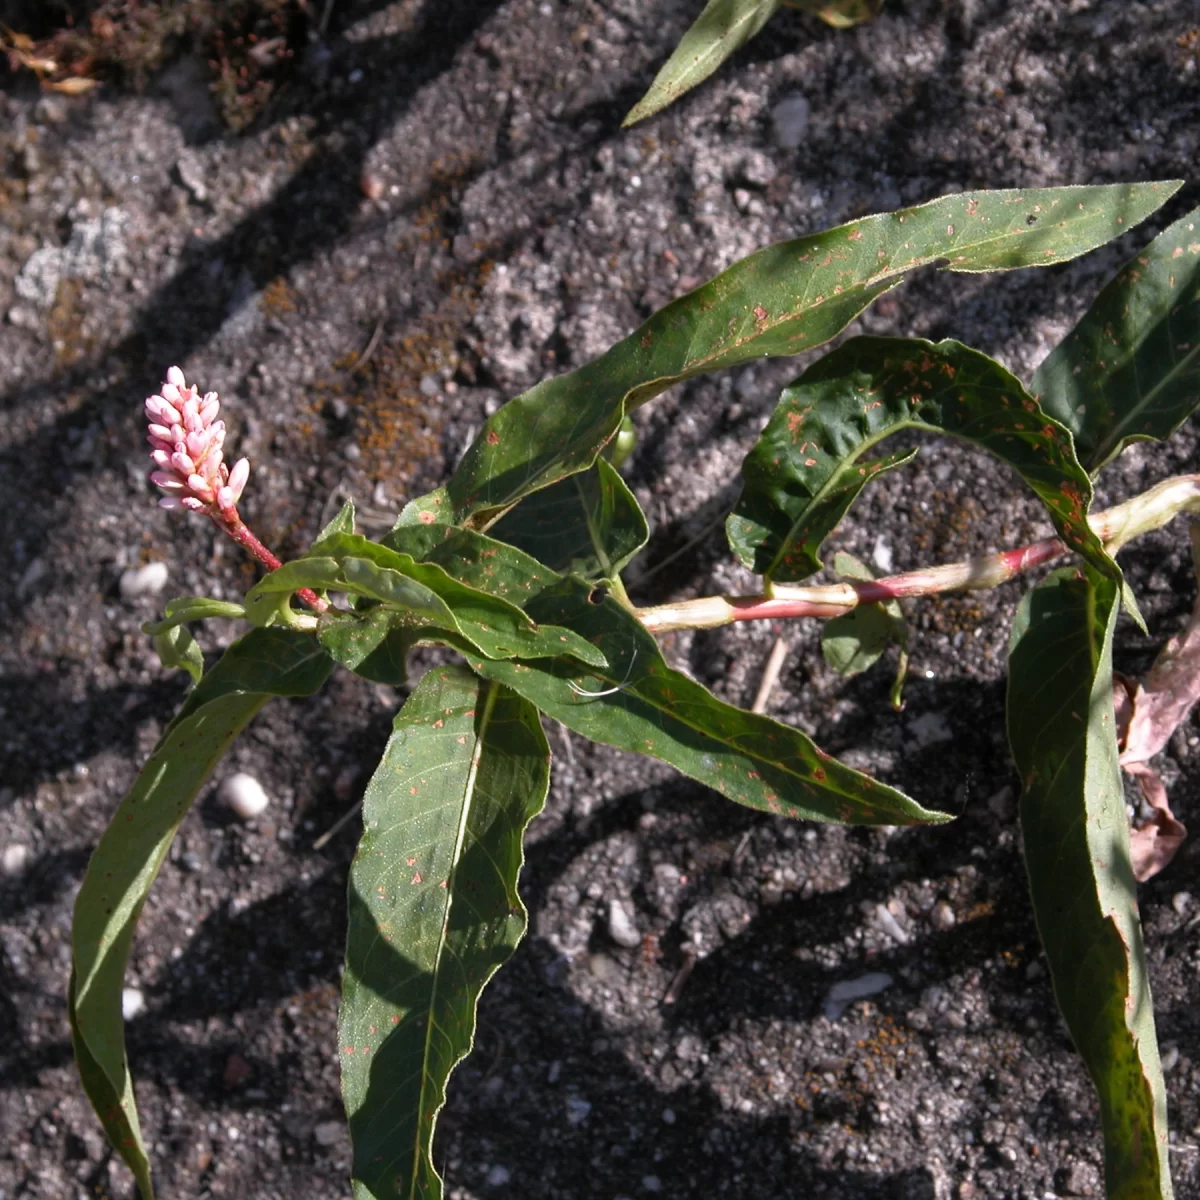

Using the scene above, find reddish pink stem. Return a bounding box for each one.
[211,513,329,614]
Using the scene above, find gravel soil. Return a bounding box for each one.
[3,1,1200,1198]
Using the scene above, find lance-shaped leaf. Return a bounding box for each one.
[1033,204,1200,472]
[438,182,1178,529]
[795,0,884,30]
[340,666,549,1200]
[490,458,649,581]
[729,337,1113,583]
[623,0,783,128]
[318,608,415,685]
[1008,568,1172,1199]
[70,630,334,1199]
[149,623,205,683]
[457,577,949,826]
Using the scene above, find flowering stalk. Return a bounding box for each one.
[636,474,1200,634]
[145,367,328,614]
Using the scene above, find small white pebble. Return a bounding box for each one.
[121,987,145,1020]
[220,773,269,820]
[2,843,30,877]
[930,901,956,931]
[1172,891,1192,915]
[313,1120,343,1146]
[823,972,893,1021]
[607,897,641,949]
[226,1126,239,1141]
[486,1165,511,1186]
[1160,1044,1180,1073]
[119,561,169,600]
[771,93,810,149]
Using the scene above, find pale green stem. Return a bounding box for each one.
[636,473,1200,635]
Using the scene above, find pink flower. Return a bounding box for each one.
[145,366,249,518]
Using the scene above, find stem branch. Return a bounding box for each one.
[210,513,330,614]
[636,474,1200,634]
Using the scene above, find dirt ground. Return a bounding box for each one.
[3,1,1200,1197]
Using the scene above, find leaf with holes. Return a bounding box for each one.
[432,182,1177,529]
[1033,204,1200,472]
[728,337,1112,583]
[1008,567,1171,1199]
[490,457,649,581]
[70,630,334,1200]
[340,665,549,1200]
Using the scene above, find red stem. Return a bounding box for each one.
[211,513,329,614]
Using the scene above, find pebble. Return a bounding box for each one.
[875,902,909,945]
[564,1095,592,1126]
[771,93,810,149]
[1,843,30,877]
[486,1165,511,1186]
[822,971,893,1020]
[930,900,956,931]
[1160,1043,1180,1073]
[313,1120,343,1146]
[642,1176,662,1193]
[607,897,641,948]
[219,773,270,820]
[119,561,169,600]
[907,711,954,748]
[121,987,146,1020]
[1172,891,1192,914]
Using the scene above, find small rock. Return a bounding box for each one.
[1,843,30,877]
[313,1120,343,1147]
[771,93,810,149]
[219,773,270,820]
[343,441,362,461]
[930,900,956,931]
[661,1108,676,1124]
[642,1176,662,1193]
[119,561,170,600]
[822,971,893,1020]
[121,987,146,1020]
[1160,1043,1180,1073]
[737,150,776,187]
[875,902,909,945]
[564,1095,592,1126]
[1172,891,1192,914]
[871,536,894,573]
[907,711,954,748]
[419,374,440,397]
[485,1164,511,1186]
[607,897,641,948]
[176,150,209,204]
[586,952,622,985]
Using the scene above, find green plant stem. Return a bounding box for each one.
[636,473,1200,634]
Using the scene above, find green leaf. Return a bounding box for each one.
[460,578,949,826]
[318,608,414,684]
[1033,204,1200,472]
[622,0,783,127]
[790,0,882,28]
[821,553,908,697]
[311,534,606,667]
[728,337,1113,583]
[490,458,649,581]
[142,595,247,635]
[150,623,204,683]
[340,666,550,1200]
[442,183,1179,528]
[70,630,333,1199]
[1008,568,1171,1198]
[318,497,357,541]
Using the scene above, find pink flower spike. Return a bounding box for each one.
[144,366,250,519]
